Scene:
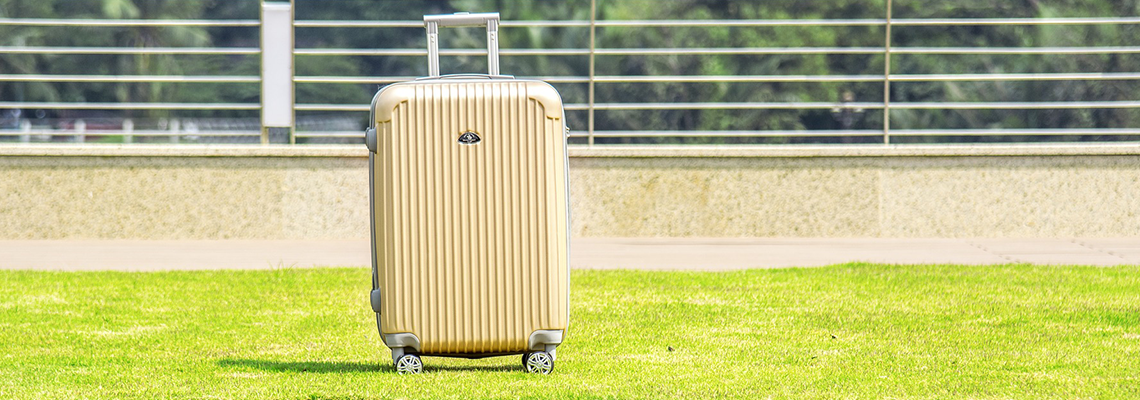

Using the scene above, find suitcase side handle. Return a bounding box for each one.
[424,12,500,77]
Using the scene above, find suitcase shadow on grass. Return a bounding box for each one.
[218,358,515,373]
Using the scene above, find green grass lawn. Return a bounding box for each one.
[2,264,1139,399]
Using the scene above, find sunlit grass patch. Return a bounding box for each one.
[1,264,1138,399]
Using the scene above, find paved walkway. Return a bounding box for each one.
[1,238,1138,271]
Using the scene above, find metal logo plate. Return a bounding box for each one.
[458,131,481,145]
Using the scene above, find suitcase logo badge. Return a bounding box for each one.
[457,131,481,145]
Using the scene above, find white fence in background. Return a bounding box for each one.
[1,1,1139,146]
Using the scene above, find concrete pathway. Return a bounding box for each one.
[1,238,1138,271]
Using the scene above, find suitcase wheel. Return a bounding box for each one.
[395,354,423,375]
[522,351,554,374]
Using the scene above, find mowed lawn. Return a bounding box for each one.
[2,264,1139,399]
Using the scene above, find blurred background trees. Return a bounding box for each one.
[1,0,1138,144]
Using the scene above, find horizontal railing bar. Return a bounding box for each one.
[566,102,885,110]
[894,46,1140,54]
[16,101,1131,112]
[294,76,418,83]
[596,47,882,55]
[598,17,1140,26]
[892,101,1140,109]
[602,47,1140,55]
[293,75,884,84]
[891,72,1140,81]
[291,103,716,112]
[0,102,260,110]
[593,75,884,82]
[293,131,367,138]
[293,73,1140,85]
[291,47,1140,57]
[294,20,421,28]
[0,74,261,83]
[0,46,259,55]
[295,76,592,83]
[891,17,1140,26]
[890,128,1140,135]
[295,20,594,28]
[0,130,261,137]
[293,19,888,28]
[7,129,1137,138]
[602,73,1140,82]
[575,130,884,137]
[593,19,886,27]
[295,104,370,111]
[295,47,883,56]
[0,130,885,139]
[3,46,1132,57]
[567,101,1140,111]
[5,17,1136,29]
[118,130,259,136]
[295,48,591,56]
[572,102,1140,111]
[572,129,1140,137]
[0,18,260,26]
[292,17,1140,28]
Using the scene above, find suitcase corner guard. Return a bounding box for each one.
[528,330,563,351]
[369,288,382,313]
[364,127,377,153]
[383,333,421,352]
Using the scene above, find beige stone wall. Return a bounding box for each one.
[0,154,368,239]
[570,155,1140,237]
[2,145,1138,239]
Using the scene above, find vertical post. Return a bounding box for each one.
[74,119,86,143]
[123,119,134,144]
[486,18,500,75]
[883,0,892,144]
[170,119,181,144]
[261,1,295,145]
[426,21,440,77]
[588,0,597,147]
[19,119,30,143]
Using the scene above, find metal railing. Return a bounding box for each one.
[2,1,1139,146]
[0,13,271,143]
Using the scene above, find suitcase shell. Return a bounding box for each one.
[367,78,570,358]
[366,13,570,367]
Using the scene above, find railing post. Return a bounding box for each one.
[170,119,181,144]
[883,0,893,144]
[588,0,596,147]
[74,119,85,143]
[261,1,295,145]
[123,119,134,144]
[19,119,30,143]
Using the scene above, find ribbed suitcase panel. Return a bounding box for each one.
[375,81,569,355]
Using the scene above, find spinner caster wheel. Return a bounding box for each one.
[395,354,423,375]
[523,351,554,374]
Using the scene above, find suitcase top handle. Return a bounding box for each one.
[424,12,501,77]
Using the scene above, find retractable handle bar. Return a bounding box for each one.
[424,12,501,77]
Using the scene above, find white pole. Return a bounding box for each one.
[19,119,30,143]
[261,2,295,144]
[123,119,134,144]
[170,119,180,144]
[74,119,86,143]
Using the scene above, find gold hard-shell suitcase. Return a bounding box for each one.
[363,12,570,375]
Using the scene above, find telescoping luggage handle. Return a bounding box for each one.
[424,12,500,77]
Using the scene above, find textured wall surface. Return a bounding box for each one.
[570,156,1140,237]
[0,156,368,239]
[2,146,1138,239]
